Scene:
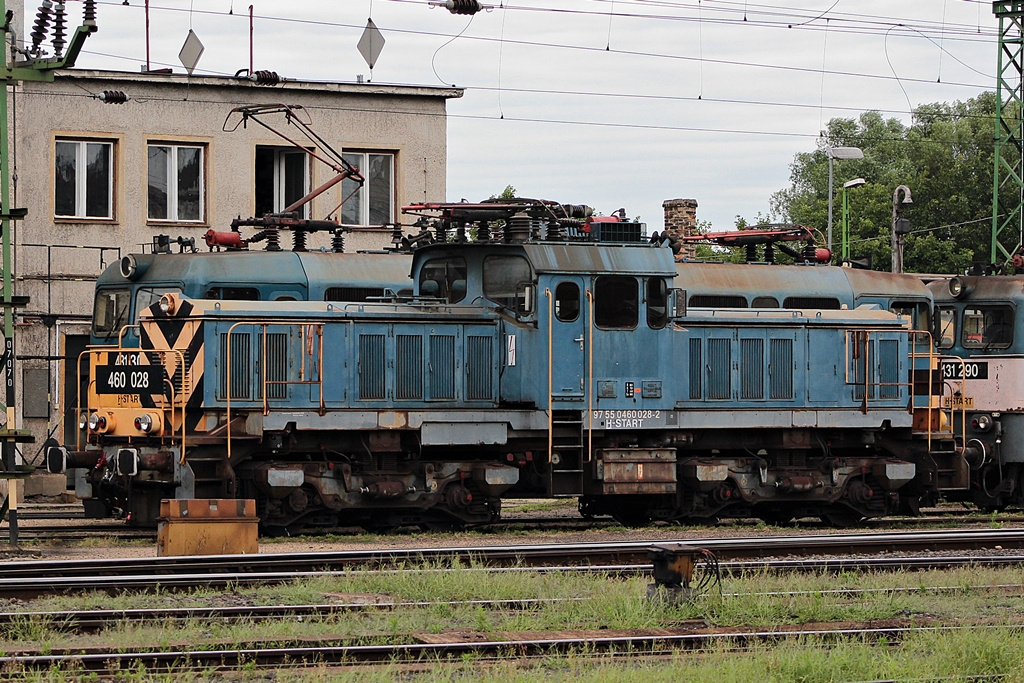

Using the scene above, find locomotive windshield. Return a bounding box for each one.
[135,287,182,324]
[92,288,130,340]
[963,305,1013,349]
[890,301,931,333]
[418,257,468,303]
[483,255,532,311]
[937,307,956,349]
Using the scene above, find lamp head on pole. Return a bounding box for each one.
[828,146,864,161]
[843,177,866,189]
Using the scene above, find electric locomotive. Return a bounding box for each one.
[55,199,957,532]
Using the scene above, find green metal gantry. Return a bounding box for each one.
[993,1,1024,268]
[0,0,96,543]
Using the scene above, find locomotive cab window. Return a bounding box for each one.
[594,276,638,328]
[205,287,259,301]
[93,288,130,339]
[963,305,1013,349]
[554,281,580,322]
[135,287,183,322]
[483,255,533,312]
[937,307,956,349]
[891,301,931,332]
[418,257,468,303]
[646,277,668,329]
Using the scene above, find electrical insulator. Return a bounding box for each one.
[31,1,53,53]
[51,2,66,57]
[96,91,129,104]
[445,0,482,14]
[248,70,281,86]
[82,0,96,24]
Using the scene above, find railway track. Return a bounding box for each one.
[3,622,1018,674]
[0,528,1022,597]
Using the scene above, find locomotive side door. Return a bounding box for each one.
[549,278,587,401]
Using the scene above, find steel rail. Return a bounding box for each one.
[2,528,1023,579]
[0,598,575,633]
[3,554,1024,600]
[11,582,1024,635]
[4,623,1021,674]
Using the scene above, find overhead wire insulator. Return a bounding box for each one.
[51,2,66,58]
[435,0,483,15]
[96,90,129,104]
[248,70,281,86]
[82,0,96,24]
[30,1,53,54]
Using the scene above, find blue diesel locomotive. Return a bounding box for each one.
[52,200,959,532]
[58,233,412,523]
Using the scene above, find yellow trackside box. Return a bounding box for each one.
[157,499,258,556]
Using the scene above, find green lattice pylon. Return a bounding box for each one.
[993,1,1024,268]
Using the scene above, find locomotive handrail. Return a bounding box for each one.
[117,324,140,348]
[156,348,187,464]
[586,289,594,464]
[545,289,553,472]
[934,353,969,454]
[226,320,326,460]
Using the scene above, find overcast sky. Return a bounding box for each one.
[50,0,1000,232]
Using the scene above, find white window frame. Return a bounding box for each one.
[341,151,395,227]
[147,143,205,223]
[255,146,310,218]
[54,139,114,220]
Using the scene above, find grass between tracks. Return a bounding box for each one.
[4,563,1024,680]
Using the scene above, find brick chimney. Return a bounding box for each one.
[662,198,698,260]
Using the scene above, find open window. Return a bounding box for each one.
[255,146,309,218]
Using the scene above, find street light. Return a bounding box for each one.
[841,177,866,264]
[827,146,864,256]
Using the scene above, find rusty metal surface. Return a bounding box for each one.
[157,498,258,557]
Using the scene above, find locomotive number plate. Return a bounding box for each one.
[940,361,988,380]
[95,365,162,395]
[591,410,663,429]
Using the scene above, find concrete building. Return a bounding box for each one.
[11,69,461,497]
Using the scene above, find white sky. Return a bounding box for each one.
[46,0,1000,231]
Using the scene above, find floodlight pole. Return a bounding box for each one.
[826,146,864,259]
[841,178,866,264]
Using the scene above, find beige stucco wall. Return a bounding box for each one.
[8,69,460,497]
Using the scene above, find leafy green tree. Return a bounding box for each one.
[769,93,1000,273]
